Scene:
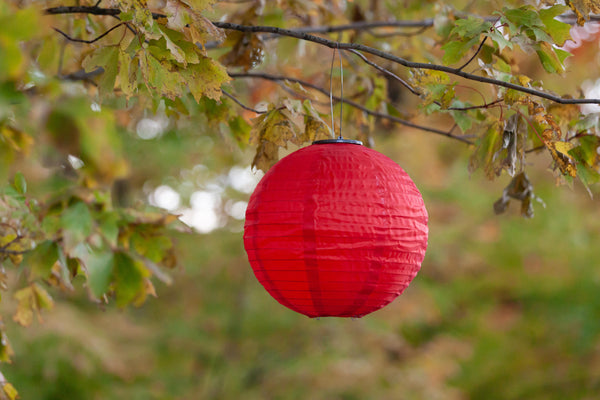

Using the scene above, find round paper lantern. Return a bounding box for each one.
[244,139,428,318]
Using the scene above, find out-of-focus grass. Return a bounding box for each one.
[4,132,600,399]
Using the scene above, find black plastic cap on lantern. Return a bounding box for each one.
[312,138,363,145]
[243,139,428,318]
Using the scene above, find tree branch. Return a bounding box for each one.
[45,5,121,17]
[222,89,265,114]
[213,21,600,105]
[53,22,126,44]
[45,5,166,19]
[288,19,437,33]
[42,6,600,105]
[229,72,474,144]
[447,98,504,110]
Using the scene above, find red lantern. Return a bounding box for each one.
[244,139,428,318]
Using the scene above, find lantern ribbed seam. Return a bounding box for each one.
[302,159,324,316]
[339,172,386,317]
[248,197,298,313]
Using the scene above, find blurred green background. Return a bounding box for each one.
[3,130,600,400]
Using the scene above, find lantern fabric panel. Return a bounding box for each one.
[244,143,428,318]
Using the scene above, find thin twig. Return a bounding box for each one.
[367,26,430,38]
[109,13,138,35]
[0,235,23,251]
[0,249,29,256]
[448,98,504,110]
[350,49,503,111]
[525,145,546,153]
[53,22,126,44]
[348,49,421,96]
[61,68,103,86]
[230,72,474,144]
[221,89,265,114]
[457,36,487,72]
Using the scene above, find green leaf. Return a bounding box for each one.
[158,26,188,64]
[99,212,120,248]
[577,135,600,165]
[37,35,60,72]
[131,231,173,263]
[539,5,571,45]
[469,121,504,179]
[554,47,572,64]
[576,163,600,188]
[502,6,542,29]
[143,53,182,100]
[535,42,564,73]
[574,114,599,131]
[61,201,93,253]
[82,46,119,98]
[26,240,59,279]
[488,30,513,52]
[442,37,480,65]
[451,17,491,38]
[42,213,61,237]
[229,116,251,146]
[0,6,42,41]
[182,57,230,102]
[113,252,149,307]
[85,251,114,298]
[12,171,26,194]
[119,10,134,22]
[449,101,474,132]
[530,27,554,43]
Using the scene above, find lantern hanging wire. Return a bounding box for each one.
[328,45,344,140]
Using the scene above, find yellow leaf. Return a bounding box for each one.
[12,284,53,327]
[32,283,54,311]
[546,141,577,177]
[12,287,34,327]
[412,70,450,85]
[252,141,280,172]
[553,141,575,158]
[145,279,157,297]
[183,57,230,101]
[516,75,532,87]
[3,383,18,400]
[181,0,216,13]
[566,0,600,25]
[250,108,300,147]
[305,116,332,142]
[0,326,14,363]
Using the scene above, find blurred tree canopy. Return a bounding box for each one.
[1,0,600,398]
